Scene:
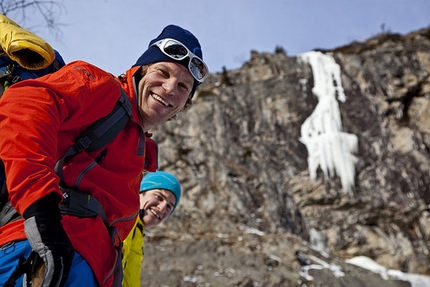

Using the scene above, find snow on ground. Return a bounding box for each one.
[299,254,430,286]
[346,256,430,287]
[300,254,345,281]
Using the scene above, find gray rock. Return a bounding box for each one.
[140,28,430,287]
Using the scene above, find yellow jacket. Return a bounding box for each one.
[122,216,145,287]
[0,14,55,69]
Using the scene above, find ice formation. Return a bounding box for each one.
[298,51,358,194]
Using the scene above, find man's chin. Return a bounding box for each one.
[143,216,158,228]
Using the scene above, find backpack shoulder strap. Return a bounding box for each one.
[54,86,132,181]
[0,50,65,98]
[68,87,132,156]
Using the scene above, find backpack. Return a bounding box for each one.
[0,49,67,215]
[0,49,65,95]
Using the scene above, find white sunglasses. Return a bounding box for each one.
[151,38,208,82]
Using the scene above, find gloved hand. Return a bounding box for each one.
[23,193,74,287]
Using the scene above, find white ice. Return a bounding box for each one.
[298,51,358,194]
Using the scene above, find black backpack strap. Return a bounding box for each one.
[0,201,21,227]
[54,86,132,181]
[68,87,132,156]
[59,187,108,226]
[50,58,64,73]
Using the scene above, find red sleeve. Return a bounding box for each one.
[0,61,122,214]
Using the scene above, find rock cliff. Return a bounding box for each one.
[140,28,430,287]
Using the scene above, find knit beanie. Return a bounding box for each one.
[140,171,182,214]
[133,24,204,98]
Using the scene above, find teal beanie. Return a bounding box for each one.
[140,171,182,214]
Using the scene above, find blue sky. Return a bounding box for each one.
[10,0,430,75]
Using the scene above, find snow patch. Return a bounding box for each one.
[346,256,430,287]
[299,254,345,281]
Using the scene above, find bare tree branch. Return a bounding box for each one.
[0,0,67,38]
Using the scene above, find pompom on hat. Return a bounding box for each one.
[133,24,206,98]
[140,171,182,214]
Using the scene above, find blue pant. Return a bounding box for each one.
[0,240,98,286]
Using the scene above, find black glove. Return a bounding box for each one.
[23,192,74,287]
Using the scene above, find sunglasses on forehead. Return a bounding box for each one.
[150,38,208,83]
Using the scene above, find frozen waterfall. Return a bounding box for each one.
[298,51,358,194]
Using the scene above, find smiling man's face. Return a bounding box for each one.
[139,188,177,228]
[137,62,194,131]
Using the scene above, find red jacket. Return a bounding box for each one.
[0,61,145,286]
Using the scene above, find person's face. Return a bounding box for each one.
[139,189,177,228]
[137,62,194,131]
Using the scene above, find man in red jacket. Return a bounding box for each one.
[0,24,208,287]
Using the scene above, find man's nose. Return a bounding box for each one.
[158,201,168,215]
[163,79,177,96]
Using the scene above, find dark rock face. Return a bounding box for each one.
[140,28,430,286]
